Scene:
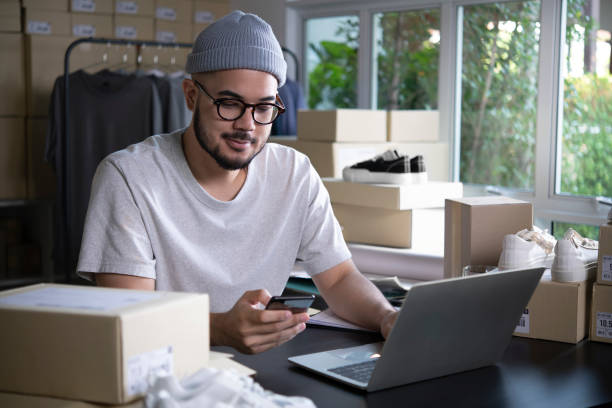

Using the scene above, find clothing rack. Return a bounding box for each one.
[281,46,300,82]
[61,37,193,282]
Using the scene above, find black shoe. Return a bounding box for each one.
[342,150,428,184]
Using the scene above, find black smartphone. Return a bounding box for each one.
[265,295,315,313]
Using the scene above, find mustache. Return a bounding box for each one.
[222,132,256,143]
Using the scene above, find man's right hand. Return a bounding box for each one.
[210,289,309,354]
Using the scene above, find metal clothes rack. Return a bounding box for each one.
[281,46,300,82]
[61,37,193,282]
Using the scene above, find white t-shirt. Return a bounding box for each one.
[77,129,351,312]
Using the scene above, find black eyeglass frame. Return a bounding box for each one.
[192,79,286,125]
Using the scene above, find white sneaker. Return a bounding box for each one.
[551,228,599,282]
[498,227,556,270]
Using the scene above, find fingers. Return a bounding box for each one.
[241,321,308,354]
[241,289,272,306]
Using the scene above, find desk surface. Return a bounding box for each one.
[213,327,612,408]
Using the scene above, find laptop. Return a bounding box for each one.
[288,267,544,392]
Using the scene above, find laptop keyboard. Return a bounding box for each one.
[329,359,378,383]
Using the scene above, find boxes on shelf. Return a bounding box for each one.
[597,221,612,285]
[0,118,26,200]
[114,0,154,16]
[192,0,231,36]
[27,118,56,200]
[23,9,72,36]
[297,109,387,143]
[444,196,533,278]
[0,284,209,404]
[590,283,612,343]
[513,275,592,344]
[154,20,192,43]
[155,0,192,22]
[0,33,25,116]
[71,13,113,37]
[113,15,154,40]
[323,179,463,210]
[70,0,114,14]
[22,0,69,12]
[0,0,21,32]
[387,110,439,142]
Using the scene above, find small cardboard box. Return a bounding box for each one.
[323,178,463,210]
[155,0,192,22]
[114,0,154,16]
[27,118,56,199]
[297,109,387,143]
[444,196,533,278]
[0,33,26,116]
[71,13,113,37]
[513,276,591,343]
[22,0,69,12]
[0,117,27,200]
[597,223,612,285]
[0,0,21,32]
[387,110,439,142]
[332,203,412,248]
[24,9,72,36]
[114,15,154,40]
[590,283,612,343]
[0,284,209,404]
[70,0,114,14]
[155,19,192,43]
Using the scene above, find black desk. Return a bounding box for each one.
[213,327,612,408]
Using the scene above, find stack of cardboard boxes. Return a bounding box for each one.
[591,217,612,344]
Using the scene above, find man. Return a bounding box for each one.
[77,10,397,354]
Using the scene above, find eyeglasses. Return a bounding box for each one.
[192,79,285,125]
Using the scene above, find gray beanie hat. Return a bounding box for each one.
[186,10,287,87]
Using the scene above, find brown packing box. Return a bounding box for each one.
[332,203,412,248]
[114,0,155,16]
[114,15,154,40]
[22,0,69,12]
[513,276,591,343]
[0,283,209,404]
[387,110,439,142]
[70,0,114,14]
[27,118,56,199]
[24,9,72,36]
[590,283,612,343]
[597,223,612,285]
[155,0,192,22]
[323,178,463,210]
[71,13,113,37]
[0,392,143,407]
[444,196,533,278]
[0,33,26,116]
[155,19,192,43]
[0,0,21,32]
[297,109,387,143]
[0,117,27,200]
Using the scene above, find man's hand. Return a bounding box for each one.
[210,289,309,354]
[380,310,398,339]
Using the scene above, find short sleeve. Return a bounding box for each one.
[77,159,156,282]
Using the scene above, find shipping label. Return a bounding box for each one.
[596,312,612,339]
[115,26,138,39]
[602,255,612,282]
[116,1,138,14]
[195,11,214,24]
[156,7,176,20]
[156,31,176,43]
[514,308,530,334]
[73,0,95,12]
[27,21,51,35]
[73,24,96,37]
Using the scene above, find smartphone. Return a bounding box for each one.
[265,295,315,313]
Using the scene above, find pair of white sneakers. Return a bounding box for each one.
[498,226,599,282]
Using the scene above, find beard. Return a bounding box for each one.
[192,99,268,170]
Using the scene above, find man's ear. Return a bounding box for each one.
[182,78,197,111]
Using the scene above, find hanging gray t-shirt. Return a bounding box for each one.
[77,129,351,312]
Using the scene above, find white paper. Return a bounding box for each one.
[73,24,96,37]
[116,1,137,14]
[72,0,95,12]
[195,11,214,24]
[27,21,51,35]
[596,312,612,339]
[514,308,530,334]
[156,6,176,20]
[602,255,612,282]
[156,31,176,43]
[127,346,174,396]
[308,309,375,333]
[115,26,137,39]
[0,286,159,311]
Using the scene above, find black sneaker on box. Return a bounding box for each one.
[342,150,428,184]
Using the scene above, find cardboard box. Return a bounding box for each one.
[155,0,191,22]
[590,283,612,343]
[387,110,439,142]
[0,284,209,404]
[27,118,56,199]
[114,15,154,40]
[444,196,533,278]
[0,392,143,407]
[323,178,463,210]
[22,0,69,12]
[24,9,72,36]
[71,13,113,37]
[332,203,412,248]
[0,118,27,200]
[193,0,230,24]
[0,0,21,32]
[114,0,154,16]
[0,34,26,116]
[154,19,191,43]
[597,223,612,285]
[70,0,114,14]
[512,275,591,343]
[297,109,387,143]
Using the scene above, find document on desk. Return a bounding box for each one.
[307,309,376,333]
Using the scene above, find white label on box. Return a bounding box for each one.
[602,255,612,281]
[514,308,530,334]
[127,346,174,396]
[115,25,138,39]
[0,287,159,311]
[27,21,52,35]
[73,24,96,37]
[195,11,214,24]
[156,6,176,20]
[596,312,612,339]
[156,31,176,43]
[72,0,95,12]
[116,1,138,14]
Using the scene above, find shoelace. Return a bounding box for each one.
[517,228,556,254]
[564,228,598,250]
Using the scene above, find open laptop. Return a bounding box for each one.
[288,267,544,392]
